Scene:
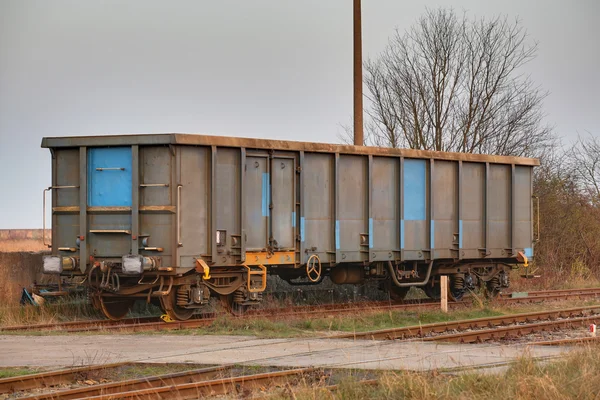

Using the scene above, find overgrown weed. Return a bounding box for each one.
[281,345,600,400]
[0,294,99,327]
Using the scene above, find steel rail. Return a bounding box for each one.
[534,336,600,346]
[0,362,130,395]
[82,368,316,400]
[500,287,600,298]
[0,316,159,333]
[331,305,600,340]
[423,314,600,343]
[20,365,232,400]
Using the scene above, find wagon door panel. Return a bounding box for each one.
[488,164,511,257]
[460,162,485,258]
[338,155,368,262]
[271,157,295,250]
[302,153,334,263]
[179,146,209,268]
[514,166,533,258]
[87,147,133,257]
[403,159,428,260]
[432,161,458,259]
[214,148,242,264]
[53,149,80,253]
[371,157,399,261]
[244,156,268,251]
[139,146,173,267]
[88,147,132,207]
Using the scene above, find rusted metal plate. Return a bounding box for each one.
[245,251,295,265]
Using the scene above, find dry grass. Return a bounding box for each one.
[279,345,600,400]
[509,269,600,292]
[0,295,100,328]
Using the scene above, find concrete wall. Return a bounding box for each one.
[0,251,49,305]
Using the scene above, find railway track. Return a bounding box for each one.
[3,301,599,399]
[2,287,600,334]
[334,304,600,343]
[0,298,456,334]
[0,364,317,400]
[0,362,131,395]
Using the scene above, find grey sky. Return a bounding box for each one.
[1,0,598,229]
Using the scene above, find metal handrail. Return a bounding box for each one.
[177,184,183,247]
[387,260,434,288]
[533,195,540,242]
[43,185,79,248]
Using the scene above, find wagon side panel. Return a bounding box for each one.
[302,153,334,263]
[460,162,485,259]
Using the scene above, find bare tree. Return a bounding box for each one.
[568,133,600,204]
[354,8,553,157]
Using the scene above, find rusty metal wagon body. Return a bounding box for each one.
[41,134,538,319]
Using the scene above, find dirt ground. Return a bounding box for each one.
[0,334,568,372]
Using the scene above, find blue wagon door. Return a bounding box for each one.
[87,147,133,256]
[244,156,269,251]
[88,147,133,207]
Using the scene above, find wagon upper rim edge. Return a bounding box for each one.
[41,133,540,166]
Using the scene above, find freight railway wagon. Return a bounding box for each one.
[41,134,539,320]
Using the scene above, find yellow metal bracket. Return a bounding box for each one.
[242,264,267,293]
[195,259,211,280]
[516,251,529,267]
[160,314,175,323]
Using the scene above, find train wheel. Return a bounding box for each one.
[389,286,410,301]
[220,294,249,316]
[98,296,135,321]
[423,280,441,300]
[160,287,195,321]
[448,275,466,302]
[485,277,501,298]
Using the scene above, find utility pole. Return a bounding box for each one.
[353,0,364,146]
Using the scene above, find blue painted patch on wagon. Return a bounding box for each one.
[403,159,426,221]
[88,147,132,207]
[400,219,405,249]
[261,173,270,217]
[292,212,296,228]
[300,217,305,242]
[368,218,373,248]
[524,247,533,258]
[335,220,340,250]
[430,220,435,249]
[459,220,463,249]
